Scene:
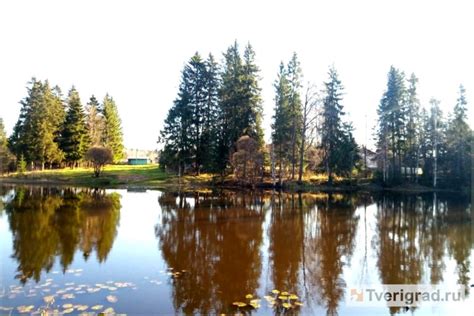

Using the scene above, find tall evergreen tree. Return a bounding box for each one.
[0,118,13,173]
[9,78,65,169]
[320,66,356,184]
[102,94,124,163]
[60,87,89,166]
[376,66,407,183]
[217,41,264,173]
[86,95,104,147]
[286,53,303,179]
[272,62,292,183]
[201,54,221,172]
[404,73,421,180]
[160,61,195,174]
[445,85,471,185]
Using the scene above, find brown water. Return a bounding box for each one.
[0,186,472,315]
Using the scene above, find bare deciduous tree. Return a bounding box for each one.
[85,147,113,177]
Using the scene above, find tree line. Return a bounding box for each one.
[160,42,472,189]
[376,67,472,188]
[0,78,124,172]
[159,41,360,185]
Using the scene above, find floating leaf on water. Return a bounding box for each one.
[107,287,117,291]
[103,307,115,314]
[17,305,35,313]
[250,299,260,304]
[245,294,253,299]
[63,308,74,314]
[294,301,304,306]
[282,303,292,309]
[106,295,118,303]
[61,293,75,299]
[278,295,288,300]
[232,302,247,308]
[76,305,88,311]
[263,295,274,301]
[43,295,55,303]
[91,305,104,310]
[63,304,73,309]
[288,294,299,300]
[271,289,280,294]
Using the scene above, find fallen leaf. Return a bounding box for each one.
[106,295,118,303]
[91,305,104,310]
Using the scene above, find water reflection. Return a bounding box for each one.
[156,191,472,316]
[374,193,472,314]
[156,191,267,315]
[3,186,121,284]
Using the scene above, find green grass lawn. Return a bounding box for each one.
[0,164,218,189]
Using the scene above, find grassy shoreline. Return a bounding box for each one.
[0,164,467,195]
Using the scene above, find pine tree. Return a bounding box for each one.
[86,95,104,147]
[102,94,124,163]
[60,87,89,167]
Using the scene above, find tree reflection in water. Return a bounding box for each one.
[156,191,267,315]
[374,193,472,315]
[3,186,121,284]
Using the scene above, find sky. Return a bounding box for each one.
[1,0,473,150]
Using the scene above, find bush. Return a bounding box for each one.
[85,147,113,177]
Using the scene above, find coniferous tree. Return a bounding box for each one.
[376,66,407,183]
[60,87,89,167]
[320,66,357,184]
[0,118,13,173]
[404,74,421,180]
[9,78,65,169]
[201,54,221,172]
[286,53,303,179]
[445,85,471,186]
[102,94,124,163]
[217,41,264,173]
[160,61,195,174]
[272,62,292,183]
[86,95,104,147]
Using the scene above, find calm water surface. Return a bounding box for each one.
[0,186,472,315]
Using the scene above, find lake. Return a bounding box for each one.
[0,186,472,315]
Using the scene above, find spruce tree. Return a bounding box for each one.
[446,85,471,185]
[272,62,292,183]
[102,94,124,163]
[86,95,104,147]
[0,118,13,173]
[60,87,89,167]
[217,41,264,173]
[320,66,356,184]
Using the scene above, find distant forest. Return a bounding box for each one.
[0,79,124,171]
[159,41,472,189]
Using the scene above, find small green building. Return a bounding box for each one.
[127,158,149,165]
